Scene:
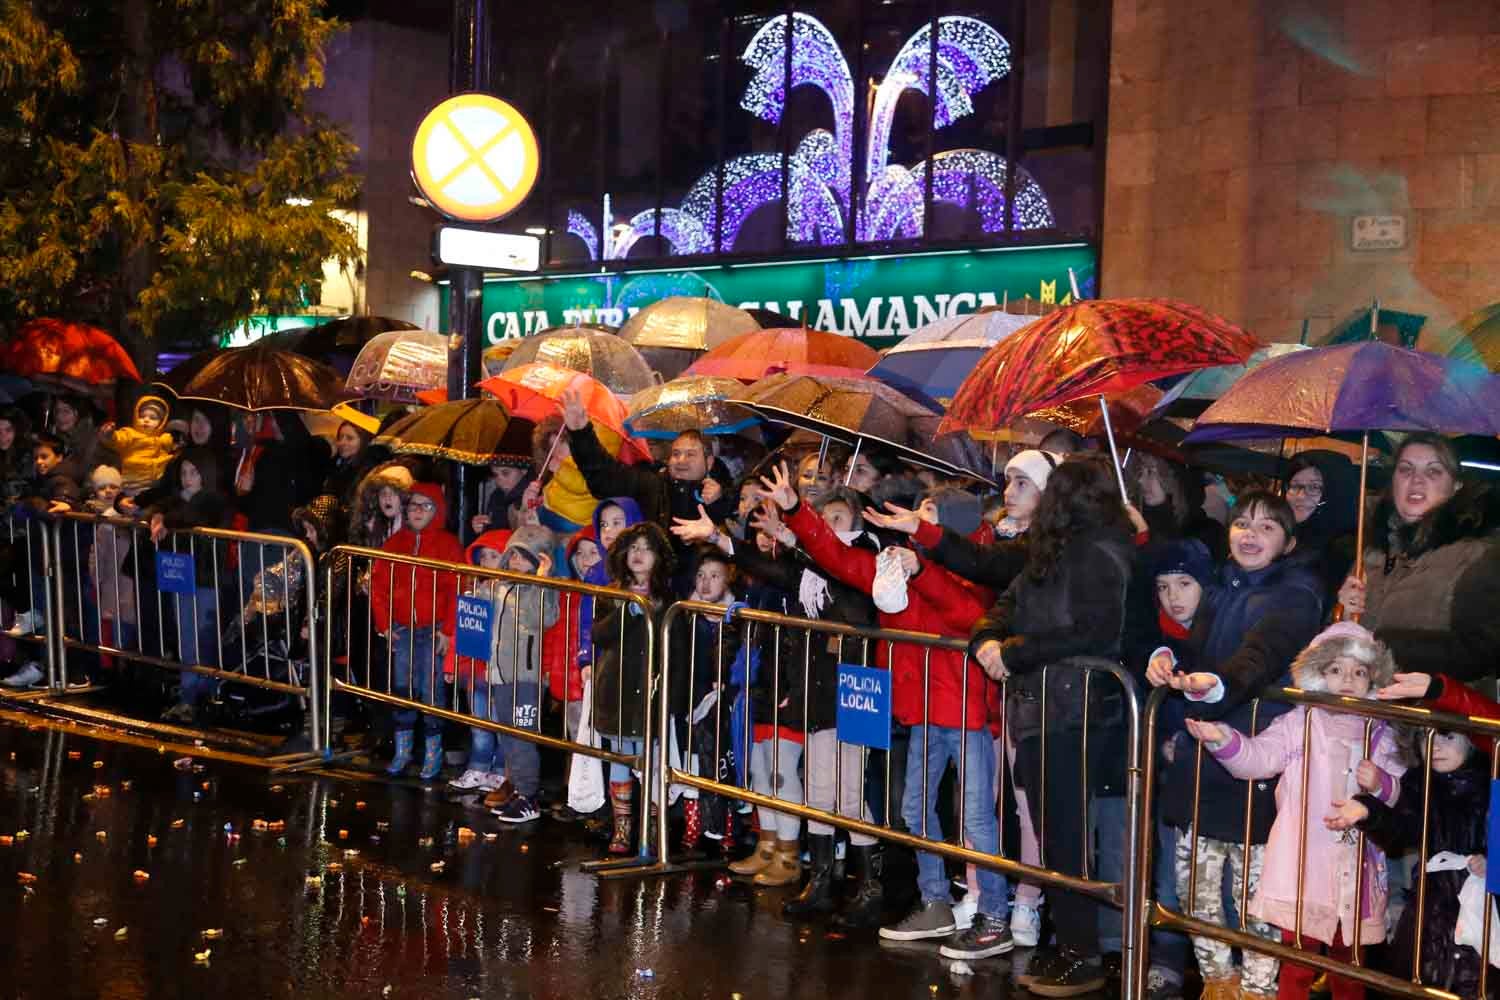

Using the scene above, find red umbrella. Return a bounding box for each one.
[939,299,1259,495]
[684,327,880,382]
[0,319,141,389]
[477,362,652,463]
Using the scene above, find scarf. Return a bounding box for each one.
[796,529,866,619]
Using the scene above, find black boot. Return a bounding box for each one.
[782,835,836,918]
[833,843,885,929]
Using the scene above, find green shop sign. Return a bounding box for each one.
[446,243,1095,350]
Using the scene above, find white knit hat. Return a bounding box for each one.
[1004,450,1062,492]
[89,465,123,490]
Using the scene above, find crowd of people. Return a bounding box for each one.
[3,377,1500,1000]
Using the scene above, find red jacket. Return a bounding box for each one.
[370,481,465,636]
[786,502,995,731]
[1428,674,1500,753]
[543,527,595,704]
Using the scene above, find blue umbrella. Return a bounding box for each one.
[869,309,1038,404]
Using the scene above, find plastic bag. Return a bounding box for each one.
[1454,873,1500,966]
[566,678,606,814]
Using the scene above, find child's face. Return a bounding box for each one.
[1228,503,1292,572]
[136,403,166,434]
[301,521,319,548]
[1430,731,1471,774]
[598,504,628,551]
[819,499,855,533]
[476,547,504,570]
[406,495,437,531]
[53,400,78,433]
[180,460,203,497]
[34,445,61,476]
[797,455,833,502]
[625,535,657,581]
[571,538,601,578]
[94,481,121,506]
[737,483,761,518]
[695,560,729,603]
[491,465,526,492]
[335,423,363,459]
[1003,471,1041,523]
[1322,655,1371,698]
[378,486,403,519]
[0,419,15,451]
[505,549,536,574]
[1155,572,1202,627]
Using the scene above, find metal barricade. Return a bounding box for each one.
[45,510,324,752]
[0,509,57,693]
[323,544,663,873]
[1132,684,1500,1000]
[657,598,1146,987]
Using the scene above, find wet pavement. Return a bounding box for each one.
[0,717,1043,1000]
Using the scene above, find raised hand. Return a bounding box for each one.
[1336,574,1366,617]
[863,500,927,535]
[1145,651,1176,688]
[1375,672,1431,701]
[671,504,717,543]
[700,477,723,505]
[560,385,589,431]
[757,460,798,511]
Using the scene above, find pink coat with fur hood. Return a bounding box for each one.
[1209,624,1406,946]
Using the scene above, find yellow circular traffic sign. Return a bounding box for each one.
[410,93,539,224]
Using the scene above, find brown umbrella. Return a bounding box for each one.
[626,375,761,439]
[158,343,352,412]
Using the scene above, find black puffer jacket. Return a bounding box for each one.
[591,599,691,740]
[1160,557,1324,842]
[1357,759,1490,997]
[1361,484,1500,683]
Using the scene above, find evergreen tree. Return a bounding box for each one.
[0,0,361,363]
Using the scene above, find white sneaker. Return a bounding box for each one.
[1011,901,1041,947]
[478,771,508,792]
[6,610,43,637]
[951,894,978,932]
[447,768,493,791]
[1,661,45,689]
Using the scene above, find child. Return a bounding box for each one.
[449,526,558,821]
[1150,491,1325,1000]
[1340,673,1494,996]
[84,466,137,656]
[676,545,740,855]
[1187,623,1405,1000]
[590,522,686,855]
[540,526,601,819]
[369,481,464,781]
[101,395,177,495]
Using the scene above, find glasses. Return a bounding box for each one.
[407,500,437,512]
[1286,483,1323,497]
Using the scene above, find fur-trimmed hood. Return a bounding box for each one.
[1379,481,1500,565]
[1291,623,1396,693]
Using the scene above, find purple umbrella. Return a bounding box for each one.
[1185,342,1500,616]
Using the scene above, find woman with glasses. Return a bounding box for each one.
[1283,451,1361,602]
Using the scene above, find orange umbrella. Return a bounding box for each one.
[477,362,652,463]
[0,318,141,389]
[684,327,880,382]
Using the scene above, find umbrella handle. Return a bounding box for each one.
[1098,396,1129,503]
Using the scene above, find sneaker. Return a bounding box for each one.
[66,673,91,690]
[1011,901,1041,947]
[6,610,44,637]
[1027,952,1106,998]
[448,768,494,791]
[483,780,515,809]
[1017,949,1068,985]
[951,893,978,931]
[1145,966,1184,1000]
[0,661,44,689]
[494,793,540,824]
[939,913,1014,960]
[879,900,957,941]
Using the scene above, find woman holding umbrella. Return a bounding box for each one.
[1336,434,1500,682]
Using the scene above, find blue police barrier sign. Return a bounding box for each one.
[836,664,891,750]
[1488,780,1500,894]
[455,594,495,661]
[156,551,196,595]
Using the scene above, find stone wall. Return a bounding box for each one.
[1101,0,1500,344]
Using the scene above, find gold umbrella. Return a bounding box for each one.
[619,297,761,380]
[626,375,761,439]
[498,324,657,396]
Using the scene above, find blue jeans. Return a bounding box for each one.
[1093,795,1126,952]
[902,725,1009,919]
[176,586,220,706]
[607,737,644,783]
[390,625,446,730]
[471,682,540,796]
